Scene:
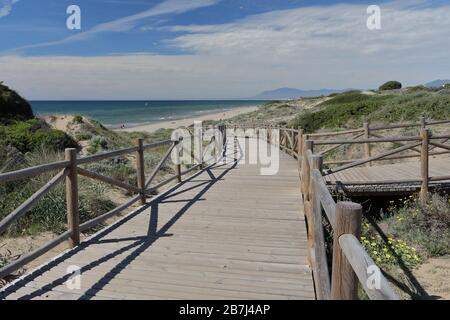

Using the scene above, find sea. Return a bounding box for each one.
[30,100,265,128]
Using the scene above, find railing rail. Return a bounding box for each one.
[301,140,401,300]
[242,121,441,300]
[0,124,226,279]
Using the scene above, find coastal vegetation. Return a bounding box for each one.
[379,80,402,91]
[290,89,450,133]
[0,82,448,298]
[220,83,450,299]
[0,82,34,123]
[0,84,176,280]
[356,193,450,299]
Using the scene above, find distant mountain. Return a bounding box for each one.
[248,87,354,100]
[425,80,450,88]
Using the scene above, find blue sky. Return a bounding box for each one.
[0,0,449,99]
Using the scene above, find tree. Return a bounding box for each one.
[379,81,402,91]
[0,82,34,122]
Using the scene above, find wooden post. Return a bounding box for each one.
[331,202,362,300]
[174,139,182,183]
[420,128,429,203]
[302,140,314,201]
[297,128,304,172]
[363,122,371,167]
[223,125,227,148]
[308,155,323,247]
[196,124,204,168]
[291,128,295,154]
[420,116,426,129]
[309,154,322,201]
[135,138,146,205]
[65,148,80,248]
[310,155,331,300]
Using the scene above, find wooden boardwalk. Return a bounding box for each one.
[0,139,314,300]
[325,157,450,195]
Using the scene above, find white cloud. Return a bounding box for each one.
[1,1,449,99]
[0,0,19,19]
[165,1,450,59]
[10,0,221,51]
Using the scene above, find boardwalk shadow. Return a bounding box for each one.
[1,143,240,300]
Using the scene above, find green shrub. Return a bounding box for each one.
[407,85,429,92]
[88,136,108,154]
[290,93,392,132]
[0,147,116,236]
[387,194,450,257]
[0,82,33,123]
[0,119,79,153]
[72,115,84,124]
[290,91,450,132]
[75,132,93,141]
[379,81,402,91]
[86,157,136,186]
[361,222,422,269]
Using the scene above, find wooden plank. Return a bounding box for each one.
[77,146,139,165]
[326,142,422,175]
[0,160,69,184]
[312,169,336,227]
[144,142,176,189]
[314,136,421,145]
[0,138,314,300]
[77,167,140,193]
[0,231,72,279]
[79,195,141,232]
[311,171,331,300]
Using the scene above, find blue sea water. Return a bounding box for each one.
[30,100,265,127]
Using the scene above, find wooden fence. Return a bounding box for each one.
[238,117,450,300]
[0,125,225,279]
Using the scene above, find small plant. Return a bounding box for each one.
[0,119,79,153]
[379,81,402,91]
[75,132,92,141]
[88,136,108,154]
[0,146,117,236]
[72,115,84,124]
[0,82,34,123]
[386,194,450,257]
[361,222,422,268]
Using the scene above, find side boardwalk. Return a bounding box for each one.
[1,139,314,300]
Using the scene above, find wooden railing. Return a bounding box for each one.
[301,150,399,300]
[238,118,450,300]
[0,125,225,279]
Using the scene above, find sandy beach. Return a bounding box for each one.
[115,105,259,133]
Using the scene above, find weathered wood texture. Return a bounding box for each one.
[0,139,314,300]
[65,148,80,248]
[325,157,450,195]
[339,234,399,300]
[331,202,362,300]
